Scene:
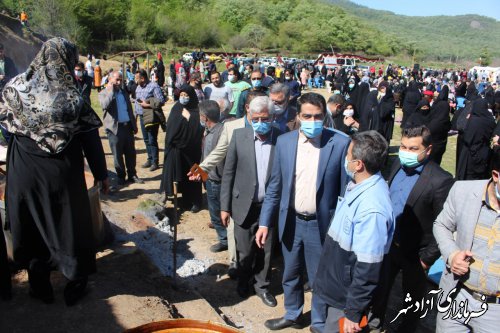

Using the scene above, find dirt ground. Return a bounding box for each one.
[1,85,437,332]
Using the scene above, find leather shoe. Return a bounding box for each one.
[265,317,302,330]
[210,243,228,253]
[128,175,145,184]
[190,205,201,213]
[141,161,152,168]
[64,277,88,306]
[149,163,159,171]
[257,292,277,307]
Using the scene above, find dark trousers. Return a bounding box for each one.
[139,115,159,165]
[107,123,137,180]
[370,243,428,333]
[282,217,326,331]
[0,228,11,296]
[206,180,227,246]
[234,203,274,295]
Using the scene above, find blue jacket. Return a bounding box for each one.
[314,174,395,322]
[259,128,350,244]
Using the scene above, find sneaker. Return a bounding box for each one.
[210,243,228,253]
[190,205,201,213]
[128,175,145,184]
[142,161,152,168]
[149,163,159,171]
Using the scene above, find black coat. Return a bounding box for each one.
[456,98,496,180]
[388,160,454,266]
[6,129,107,280]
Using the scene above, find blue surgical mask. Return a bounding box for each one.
[179,97,190,105]
[200,119,206,128]
[252,121,271,135]
[344,158,356,179]
[349,83,355,89]
[252,79,262,88]
[333,90,341,95]
[301,120,323,138]
[399,149,426,168]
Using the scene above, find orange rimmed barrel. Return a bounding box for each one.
[124,319,243,333]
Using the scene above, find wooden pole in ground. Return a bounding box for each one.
[172,181,178,284]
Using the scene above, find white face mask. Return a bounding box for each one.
[285,76,291,80]
[227,74,235,82]
[74,70,83,78]
[343,109,354,117]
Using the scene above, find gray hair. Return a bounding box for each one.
[327,94,345,105]
[269,82,290,100]
[249,96,275,116]
[351,130,388,175]
[199,100,221,122]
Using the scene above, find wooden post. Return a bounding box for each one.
[146,52,150,79]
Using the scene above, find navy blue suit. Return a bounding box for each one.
[260,128,350,331]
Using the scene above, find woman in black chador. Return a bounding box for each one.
[160,84,203,212]
[0,38,108,305]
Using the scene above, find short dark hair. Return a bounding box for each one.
[298,92,326,115]
[138,69,149,80]
[327,94,345,105]
[402,125,432,148]
[210,71,220,78]
[351,131,388,174]
[491,146,500,172]
[190,72,201,81]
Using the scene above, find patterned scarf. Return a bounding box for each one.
[0,38,102,154]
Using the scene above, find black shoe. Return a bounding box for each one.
[257,292,277,307]
[149,163,159,171]
[210,243,228,253]
[128,175,144,184]
[227,264,238,280]
[190,205,201,213]
[64,277,88,306]
[117,177,126,186]
[264,317,302,330]
[142,161,152,168]
[28,263,54,304]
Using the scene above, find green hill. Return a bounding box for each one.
[1,0,498,63]
[327,0,500,62]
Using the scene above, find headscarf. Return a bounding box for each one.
[0,38,101,154]
[178,84,199,112]
[435,85,449,102]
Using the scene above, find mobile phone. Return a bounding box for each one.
[136,99,142,103]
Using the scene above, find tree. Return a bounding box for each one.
[479,48,491,66]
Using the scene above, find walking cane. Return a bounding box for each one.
[172,181,179,284]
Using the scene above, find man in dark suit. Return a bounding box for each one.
[256,92,351,332]
[369,125,454,332]
[99,71,143,186]
[220,96,283,307]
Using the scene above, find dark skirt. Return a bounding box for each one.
[6,135,96,280]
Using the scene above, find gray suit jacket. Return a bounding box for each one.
[433,179,488,296]
[220,127,281,225]
[98,88,137,135]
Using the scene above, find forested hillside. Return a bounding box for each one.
[1,0,498,63]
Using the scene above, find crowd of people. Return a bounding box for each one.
[0,37,499,333]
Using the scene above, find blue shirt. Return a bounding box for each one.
[327,173,394,264]
[115,90,130,123]
[390,163,424,242]
[254,133,272,202]
[135,81,165,115]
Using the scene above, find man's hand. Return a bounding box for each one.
[255,227,268,249]
[450,250,473,276]
[343,317,362,333]
[221,211,231,227]
[187,170,202,182]
[139,101,151,109]
[493,135,499,146]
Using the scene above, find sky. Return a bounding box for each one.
[349,0,500,20]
